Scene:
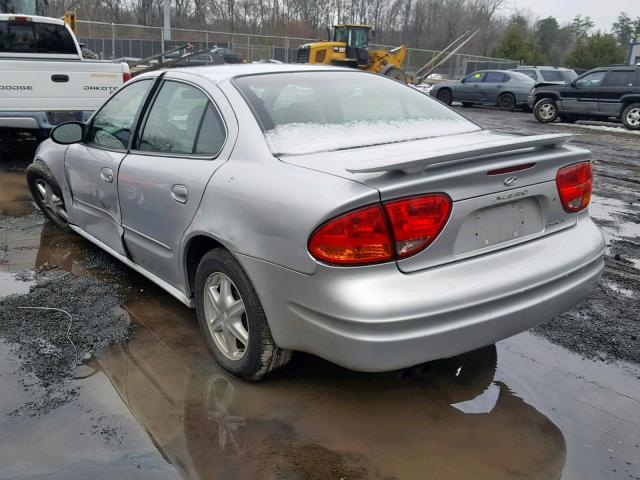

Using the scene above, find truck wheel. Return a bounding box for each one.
[194,248,292,381]
[26,161,71,232]
[621,103,640,130]
[497,93,516,111]
[534,98,559,123]
[383,67,406,82]
[437,88,453,105]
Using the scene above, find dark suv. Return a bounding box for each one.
[529,65,640,129]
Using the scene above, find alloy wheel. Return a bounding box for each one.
[35,179,69,225]
[625,107,640,127]
[538,103,556,121]
[203,272,249,361]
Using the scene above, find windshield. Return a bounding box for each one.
[540,70,576,82]
[234,72,480,155]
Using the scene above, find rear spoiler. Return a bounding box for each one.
[346,133,576,175]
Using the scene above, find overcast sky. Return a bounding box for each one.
[504,0,638,31]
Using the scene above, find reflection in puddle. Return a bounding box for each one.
[0,169,34,218]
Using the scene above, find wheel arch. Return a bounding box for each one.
[183,233,230,298]
[533,92,559,104]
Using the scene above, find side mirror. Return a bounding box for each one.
[571,80,578,87]
[51,121,84,145]
[460,78,466,83]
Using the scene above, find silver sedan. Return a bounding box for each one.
[28,64,605,380]
[430,70,535,110]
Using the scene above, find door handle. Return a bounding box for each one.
[100,167,114,183]
[51,74,69,82]
[171,184,188,204]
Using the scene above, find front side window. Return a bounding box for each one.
[235,71,480,156]
[575,71,607,88]
[139,81,225,156]
[87,79,153,150]
[603,71,636,87]
[465,72,486,83]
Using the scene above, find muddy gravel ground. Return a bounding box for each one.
[0,111,639,480]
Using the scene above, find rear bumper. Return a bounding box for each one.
[238,216,605,372]
[0,111,93,130]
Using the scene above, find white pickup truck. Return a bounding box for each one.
[0,14,130,138]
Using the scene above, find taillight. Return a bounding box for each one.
[123,71,132,83]
[308,205,393,264]
[556,162,592,212]
[308,194,451,265]
[384,194,452,258]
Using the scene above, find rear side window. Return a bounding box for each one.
[235,71,480,155]
[139,81,225,156]
[0,20,76,54]
[34,23,76,54]
[603,71,636,87]
[484,72,507,83]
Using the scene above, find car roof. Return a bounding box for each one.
[0,13,65,25]
[514,66,573,71]
[145,63,354,84]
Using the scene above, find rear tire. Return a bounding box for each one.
[534,98,559,123]
[497,93,516,111]
[621,103,640,130]
[437,88,453,105]
[26,161,71,232]
[194,249,291,381]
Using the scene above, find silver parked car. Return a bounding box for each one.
[28,64,605,380]
[510,65,577,84]
[430,70,535,110]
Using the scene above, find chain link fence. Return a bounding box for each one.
[77,21,519,80]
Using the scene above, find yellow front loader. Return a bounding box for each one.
[297,24,407,82]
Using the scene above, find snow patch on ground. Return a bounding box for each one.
[264,118,480,155]
[562,123,640,135]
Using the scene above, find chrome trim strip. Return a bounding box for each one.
[70,225,193,308]
[73,197,120,223]
[122,224,172,251]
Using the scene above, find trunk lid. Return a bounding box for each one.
[279,130,591,273]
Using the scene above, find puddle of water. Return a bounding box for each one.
[0,168,34,218]
[1,170,639,480]
[0,342,180,480]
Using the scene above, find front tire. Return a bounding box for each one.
[194,249,291,381]
[26,161,71,232]
[534,98,559,123]
[621,103,640,130]
[437,88,453,105]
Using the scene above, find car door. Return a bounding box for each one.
[456,72,486,102]
[480,71,507,103]
[565,70,606,113]
[64,78,155,255]
[118,77,233,288]
[598,70,637,117]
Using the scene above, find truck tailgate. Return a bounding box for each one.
[0,60,125,112]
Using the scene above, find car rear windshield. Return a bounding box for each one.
[234,71,480,155]
[540,70,576,82]
[0,19,77,54]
